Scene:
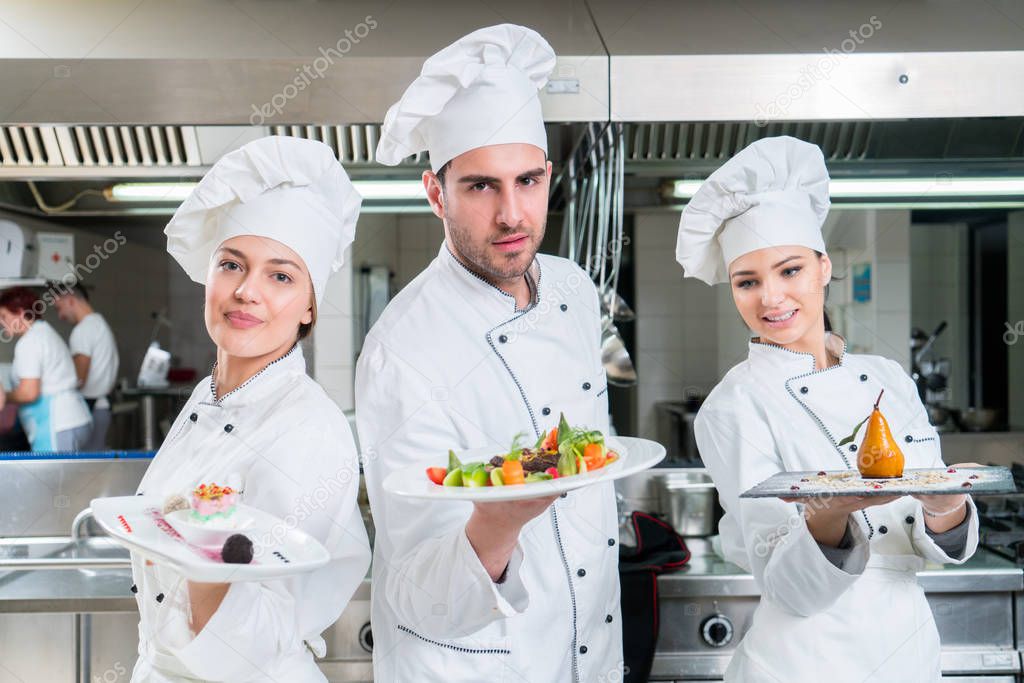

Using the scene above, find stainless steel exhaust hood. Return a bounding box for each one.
[1,0,1023,218]
[1,0,1022,127]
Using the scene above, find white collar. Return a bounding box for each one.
[205,343,306,407]
[439,242,542,317]
[748,332,848,374]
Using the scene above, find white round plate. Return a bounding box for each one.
[91,496,330,583]
[382,436,666,502]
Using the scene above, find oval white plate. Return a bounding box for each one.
[383,436,666,502]
[91,496,330,583]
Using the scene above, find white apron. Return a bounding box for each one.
[695,335,979,683]
[130,345,371,682]
[356,244,623,683]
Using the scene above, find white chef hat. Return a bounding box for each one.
[376,24,556,171]
[165,136,361,305]
[676,136,830,285]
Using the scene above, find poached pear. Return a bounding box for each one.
[857,389,905,479]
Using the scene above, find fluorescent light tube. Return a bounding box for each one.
[107,180,429,202]
[670,177,1024,200]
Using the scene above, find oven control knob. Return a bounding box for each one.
[358,622,374,653]
[701,614,734,648]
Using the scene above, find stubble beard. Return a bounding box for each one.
[445,209,545,284]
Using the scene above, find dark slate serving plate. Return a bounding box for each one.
[740,466,1016,499]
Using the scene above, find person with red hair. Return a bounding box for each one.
[0,286,92,451]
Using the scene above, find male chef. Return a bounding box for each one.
[355,24,621,683]
[54,282,119,450]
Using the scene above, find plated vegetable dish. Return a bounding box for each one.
[426,414,619,487]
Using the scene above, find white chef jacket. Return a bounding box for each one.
[356,244,622,683]
[70,312,119,401]
[12,319,91,449]
[130,345,371,683]
[695,334,980,683]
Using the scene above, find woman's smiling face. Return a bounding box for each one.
[204,235,314,360]
[728,245,832,348]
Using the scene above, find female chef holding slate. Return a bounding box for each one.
[677,136,979,682]
[129,136,370,682]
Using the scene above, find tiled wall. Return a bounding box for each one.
[827,210,912,369]
[312,212,443,411]
[633,211,722,440]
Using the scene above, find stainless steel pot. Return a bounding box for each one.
[954,407,999,432]
[655,471,718,537]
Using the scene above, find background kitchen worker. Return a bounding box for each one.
[0,286,92,451]
[54,282,119,450]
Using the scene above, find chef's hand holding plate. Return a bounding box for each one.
[912,462,977,533]
[466,496,560,582]
[783,494,901,547]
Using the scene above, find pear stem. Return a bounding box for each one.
[874,389,885,410]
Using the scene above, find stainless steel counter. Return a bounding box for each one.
[658,539,1024,598]
[3,537,1018,614]
[0,537,135,613]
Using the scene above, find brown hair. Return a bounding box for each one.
[0,287,41,321]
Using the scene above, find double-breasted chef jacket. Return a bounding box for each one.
[356,244,622,683]
[695,334,979,683]
[131,345,371,682]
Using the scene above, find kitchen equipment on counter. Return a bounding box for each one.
[655,397,704,465]
[955,407,1000,432]
[911,322,957,429]
[927,403,952,429]
[977,464,1024,563]
[648,538,1023,681]
[655,470,718,537]
[136,342,171,389]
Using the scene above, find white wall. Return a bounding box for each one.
[633,211,721,440]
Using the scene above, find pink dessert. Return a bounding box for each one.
[190,483,238,524]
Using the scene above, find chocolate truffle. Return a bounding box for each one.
[221,534,254,564]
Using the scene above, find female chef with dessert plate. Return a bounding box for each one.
[127,136,371,682]
[677,136,979,682]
